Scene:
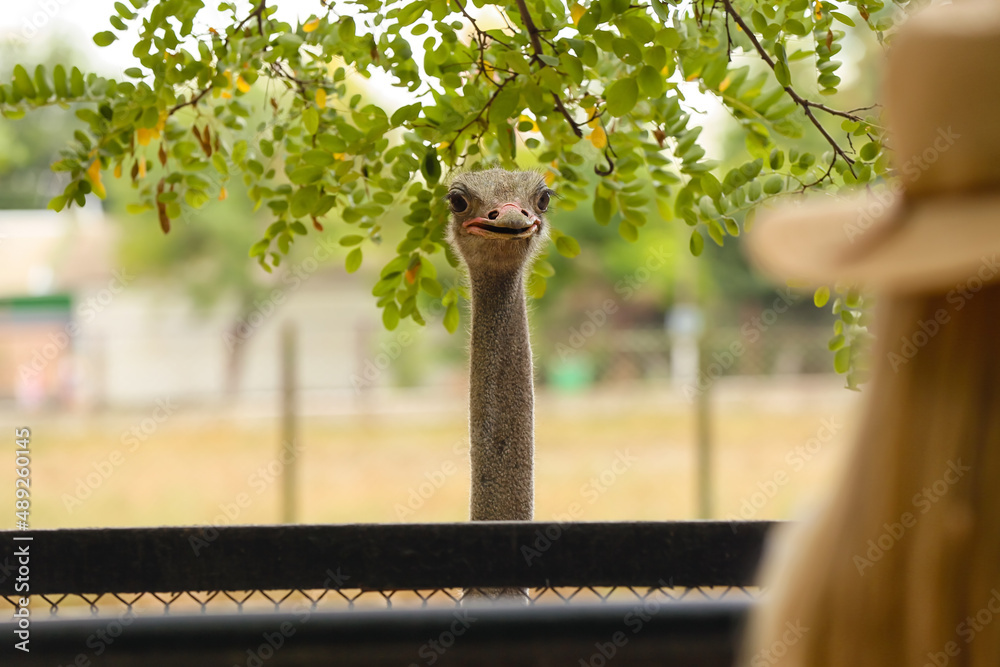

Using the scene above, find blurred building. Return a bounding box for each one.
[0,208,429,412]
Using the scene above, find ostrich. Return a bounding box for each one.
[446,169,552,598]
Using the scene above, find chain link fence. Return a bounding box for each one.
[4,584,760,618]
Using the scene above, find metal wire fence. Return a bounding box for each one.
[0,522,771,666]
[3,584,760,618]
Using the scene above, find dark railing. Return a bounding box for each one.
[0,521,777,666]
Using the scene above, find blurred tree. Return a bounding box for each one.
[113,175,273,396]
[0,0,916,387]
[0,41,81,209]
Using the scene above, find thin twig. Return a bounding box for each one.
[169,1,269,115]
[513,0,545,62]
[720,0,858,174]
[551,93,583,138]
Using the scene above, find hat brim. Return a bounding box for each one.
[745,190,1000,294]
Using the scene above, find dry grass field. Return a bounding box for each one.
[5,376,862,531]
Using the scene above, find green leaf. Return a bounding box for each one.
[12,65,35,99]
[232,140,248,165]
[93,31,117,47]
[831,12,855,27]
[773,60,791,87]
[421,277,442,297]
[383,301,400,330]
[533,260,555,278]
[488,86,520,124]
[618,220,638,242]
[397,0,427,27]
[769,149,784,170]
[421,146,441,186]
[291,186,320,218]
[834,347,851,374]
[443,302,460,333]
[620,15,655,44]
[637,66,665,98]
[303,149,335,167]
[345,248,363,273]
[211,153,229,176]
[605,77,638,117]
[53,65,68,97]
[814,286,830,307]
[555,234,581,258]
[860,142,880,161]
[763,175,784,195]
[184,189,209,209]
[593,194,613,225]
[340,235,365,246]
[390,103,421,126]
[527,273,547,299]
[289,165,324,184]
[701,173,722,201]
[33,65,52,100]
[783,19,807,36]
[69,67,85,96]
[689,229,704,256]
[302,107,319,135]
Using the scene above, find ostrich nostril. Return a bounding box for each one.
[487,210,499,220]
[520,209,529,217]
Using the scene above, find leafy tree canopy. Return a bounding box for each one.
[0,0,914,387]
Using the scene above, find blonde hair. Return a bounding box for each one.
[745,282,1000,667]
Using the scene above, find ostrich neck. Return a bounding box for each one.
[468,266,534,522]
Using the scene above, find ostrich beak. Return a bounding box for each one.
[463,203,540,239]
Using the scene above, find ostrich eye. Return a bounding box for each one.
[448,193,468,213]
[537,191,550,212]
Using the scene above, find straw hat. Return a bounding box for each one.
[745,0,1000,294]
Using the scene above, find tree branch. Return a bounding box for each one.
[169,2,269,116]
[514,0,545,61]
[234,0,267,34]
[719,0,859,175]
[551,93,583,138]
[169,86,212,115]
[514,0,583,138]
[453,0,512,48]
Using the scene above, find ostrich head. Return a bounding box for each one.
[446,169,553,275]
